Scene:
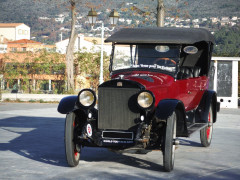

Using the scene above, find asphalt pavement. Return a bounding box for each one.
[0,102,240,180]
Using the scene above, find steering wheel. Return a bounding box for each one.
[153,58,176,66]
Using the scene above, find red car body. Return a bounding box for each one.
[58,27,219,171]
[112,71,208,111]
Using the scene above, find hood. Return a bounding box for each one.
[111,71,174,89]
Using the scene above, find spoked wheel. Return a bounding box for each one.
[65,112,81,167]
[163,111,177,172]
[200,105,213,147]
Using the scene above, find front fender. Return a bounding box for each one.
[155,99,188,137]
[57,96,78,114]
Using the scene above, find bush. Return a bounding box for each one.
[39,99,45,103]
[16,98,23,102]
[4,98,10,102]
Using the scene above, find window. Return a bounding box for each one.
[22,47,27,52]
[18,29,28,35]
[111,44,180,75]
[11,48,17,52]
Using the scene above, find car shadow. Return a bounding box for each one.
[81,147,164,172]
[0,116,68,167]
[178,138,202,147]
[0,116,165,171]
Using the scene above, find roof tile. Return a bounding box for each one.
[0,23,25,27]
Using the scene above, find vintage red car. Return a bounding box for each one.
[58,27,220,171]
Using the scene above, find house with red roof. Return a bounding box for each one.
[7,39,56,53]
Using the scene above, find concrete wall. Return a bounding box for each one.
[0,24,30,41]
[16,24,30,40]
[0,27,16,41]
[1,93,71,102]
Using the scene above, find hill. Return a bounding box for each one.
[1,0,240,24]
[0,0,240,46]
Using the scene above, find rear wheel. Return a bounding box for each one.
[200,105,213,147]
[65,112,81,167]
[163,111,177,172]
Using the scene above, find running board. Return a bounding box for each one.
[187,123,206,136]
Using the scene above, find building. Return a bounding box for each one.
[7,39,55,53]
[210,17,220,23]
[56,34,112,55]
[56,34,89,54]
[0,23,30,41]
[0,35,8,53]
[192,19,199,23]
[211,57,240,108]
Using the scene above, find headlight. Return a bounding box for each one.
[78,89,96,108]
[137,91,154,109]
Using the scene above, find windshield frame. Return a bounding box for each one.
[109,43,182,77]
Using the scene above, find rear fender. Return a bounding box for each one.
[195,90,218,123]
[57,96,78,114]
[155,99,188,137]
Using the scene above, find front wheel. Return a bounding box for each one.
[65,112,81,167]
[200,105,213,147]
[163,111,177,172]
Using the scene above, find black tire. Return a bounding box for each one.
[163,111,177,172]
[200,105,213,147]
[65,112,81,167]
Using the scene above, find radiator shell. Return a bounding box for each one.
[98,87,140,130]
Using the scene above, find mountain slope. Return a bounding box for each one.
[1,0,240,24]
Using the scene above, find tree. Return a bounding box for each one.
[124,0,188,28]
[125,0,165,27]
[65,0,108,92]
[66,0,78,92]
[156,0,165,27]
[75,50,109,92]
[2,51,65,93]
[213,27,240,57]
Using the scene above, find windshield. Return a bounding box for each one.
[111,44,181,75]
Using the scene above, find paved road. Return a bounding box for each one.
[0,103,240,180]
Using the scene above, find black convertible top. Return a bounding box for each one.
[105,27,214,44]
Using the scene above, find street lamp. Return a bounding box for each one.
[87,8,119,84]
[109,9,120,26]
[87,8,98,26]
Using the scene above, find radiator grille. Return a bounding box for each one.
[98,87,140,130]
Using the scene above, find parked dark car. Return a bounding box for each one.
[58,27,220,172]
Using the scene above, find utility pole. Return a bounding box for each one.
[157,0,165,27]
